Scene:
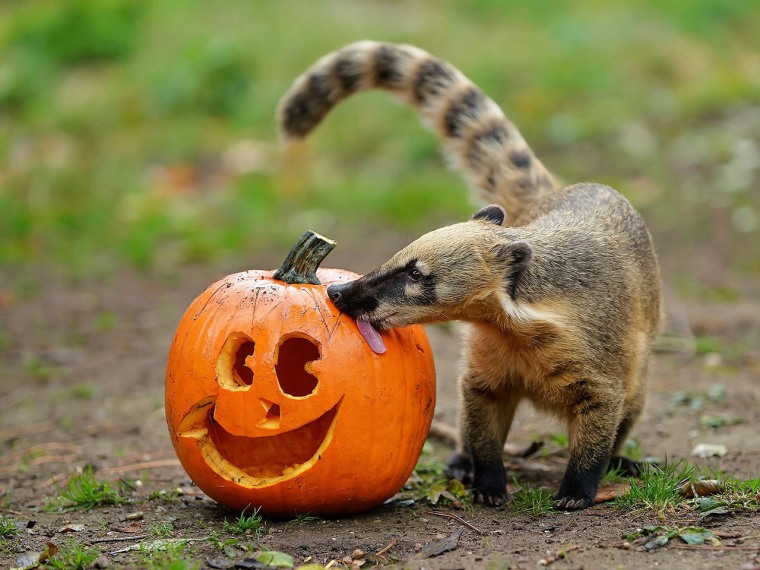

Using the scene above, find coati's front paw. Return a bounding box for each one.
[553,493,595,511]
[472,473,508,506]
[445,453,472,484]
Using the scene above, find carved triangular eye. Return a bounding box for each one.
[216,333,255,390]
[275,336,320,397]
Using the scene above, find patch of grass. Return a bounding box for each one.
[281,513,322,532]
[509,483,555,515]
[149,488,181,502]
[223,506,264,536]
[44,537,99,570]
[700,413,743,429]
[547,432,568,447]
[0,515,19,537]
[96,310,117,332]
[0,332,12,352]
[0,537,20,560]
[712,476,760,511]
[9,0,145,66]
[71,383,94,399]
[137,539,197,570]
[149,522,174,538]
[206,534,251,558]
[23,356,56,382]
[602,463,629,485]
[48,467,129,510]
[292,513,320,523]
[694,335,722,355]
[671,384,726,412]
[615,460,694,515]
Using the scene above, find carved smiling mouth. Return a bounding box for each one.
[177,398,341,488]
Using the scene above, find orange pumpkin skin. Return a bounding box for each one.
[165,268,436,518]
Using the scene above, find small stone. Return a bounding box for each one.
[352,549,365,559]
[692,443,728,458]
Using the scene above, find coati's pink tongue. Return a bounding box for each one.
[357,319,387,355]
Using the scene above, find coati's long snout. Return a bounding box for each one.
[327,204,533,331]
[327,275,388,329]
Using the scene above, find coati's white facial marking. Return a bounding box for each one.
[495,290,565,328]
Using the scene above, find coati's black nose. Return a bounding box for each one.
[328,279,380,316]
[327,282,350,310]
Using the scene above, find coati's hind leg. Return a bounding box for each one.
[607,388,648,477]
[554,382,623,511]
[446,375,521,506]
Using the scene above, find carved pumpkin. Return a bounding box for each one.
[165,232,436,518]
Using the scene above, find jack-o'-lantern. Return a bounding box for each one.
[165,231,436,518]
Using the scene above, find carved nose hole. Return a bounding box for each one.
[275,336,319,397]
[258,399,281,429]
[217,333,255,390]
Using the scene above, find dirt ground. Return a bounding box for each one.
[1,237,759,569]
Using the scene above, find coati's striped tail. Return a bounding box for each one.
[278,41,557,223]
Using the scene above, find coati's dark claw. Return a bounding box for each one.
[472,487,508,506]
[472,470,508,507]
[444,453,473,484]
[553,494,595,511]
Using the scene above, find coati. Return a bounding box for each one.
[277,41,662,510]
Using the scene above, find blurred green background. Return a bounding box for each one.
[1,0,758,296]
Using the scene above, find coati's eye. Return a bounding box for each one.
[409,268,423,282]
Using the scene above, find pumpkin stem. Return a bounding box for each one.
[274,230,336,285]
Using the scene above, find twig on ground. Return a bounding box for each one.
[0,442,78,462]
[0,388,32,415]
[0,443,79,475]
[0,420,56,442]
[375,538,398,557]
[90,534,149,544]
[39,473,70,489]
[100,459,181,475]
[539,545,580,566]
[424,510,485,535]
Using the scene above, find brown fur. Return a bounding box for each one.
[278,42,662,510]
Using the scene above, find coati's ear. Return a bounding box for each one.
[471,204,506,226]
[496,241,532,268]
[496,241,533,299]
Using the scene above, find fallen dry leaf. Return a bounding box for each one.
[679,479,725,498]
[413,528,463,560]
[595,482,631,503]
